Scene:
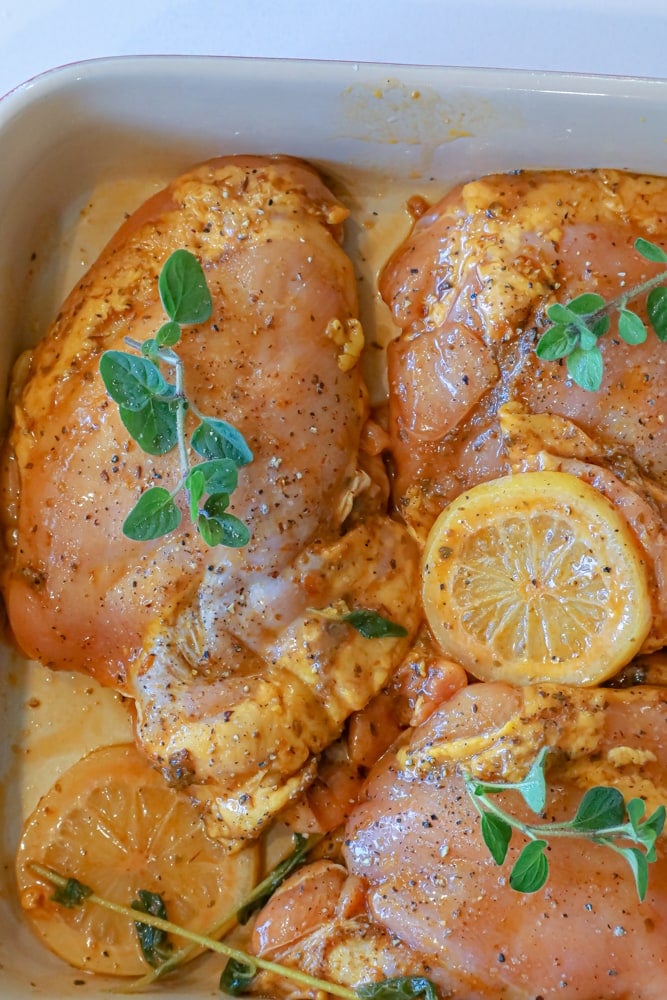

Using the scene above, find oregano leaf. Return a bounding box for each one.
[480,812,512,865]
[590,315,611,338]
[613,845,649,902]
[626,797,646,834]
[339,609,408,638]
[198,509,250,548]
[535,324,578,360]
[100,351,172,410]
[618,308,648,345]
[51,876,92,908]
[158,249,212,325]
[119,399,179,456]
[634,237,667,263]
[546,302,578,324]
[356,976,438,1000]
[647,286,667,341]
[156,320,182,347]
[131,889,173,968]
[516,747,549,813]
[509,840,549,893]
[186,467,206,521]
[566,292,606,314]
[192,458,239,495]
[571,786,626,832]
[123,488,181,541]
[219,956,257,995]
[191,418,253,466]
[567,345,603,391]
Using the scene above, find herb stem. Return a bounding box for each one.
[598,267,667,320]
[32,863,358,1000]
[126,832,324,991]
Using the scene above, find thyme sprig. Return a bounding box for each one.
[125,832,322,991]
[99,249,252,547]
[33,863,437,1000]
[463,747,665,898]
[535,237,667,390]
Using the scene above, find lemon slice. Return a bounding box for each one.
[422,471,651,686]
[16,743,259,976]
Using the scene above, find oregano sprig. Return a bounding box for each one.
[33,864,436,1000]
[308,604,408,639]
[463,748,665,899]
[99,249,252,547]
[535,237,667,391]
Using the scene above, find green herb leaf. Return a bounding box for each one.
[131,889,173,967]
[626,797,647,834]
[219,956,257,995]
[618,308,648,345]
[571,786,626,832]
[578,327,599,351]
[339,609,408,638]
[159,249,212,325]
[635,237,667,263]
[101,252,252,549]
[613,845,649,902]
[545,302,577,325]
[535,324,578,360]
[51,876,92,908]
[534,239,667,390]
[647,286,667,341]
[123,487,181,541]
[566,292,606,314]
[190,458,239,495]
[515,747,549,813]
[509,840,549,893]
[119,399,179,456]
[191,418,253,467]
[481,812,512,865]
[356,976,439,1000]
[567,345,603,391]
[100,351,173,411]
[590,315,611,339]
[198,508,250,548]
[156,320,182,347]
[186,467,206,521]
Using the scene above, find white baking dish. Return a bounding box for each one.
[1,54,666,998]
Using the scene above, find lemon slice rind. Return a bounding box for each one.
[422,471,652,687]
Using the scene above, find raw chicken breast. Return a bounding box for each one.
[381,170,667,648]
[0,155,420,845]
[253,681,667,999]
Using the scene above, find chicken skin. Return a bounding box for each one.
[0,155,420,846]
[381,170,667,650]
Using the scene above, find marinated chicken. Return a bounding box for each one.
[252,680,667,999]
[381,169,667,650]
[0,155,420,846]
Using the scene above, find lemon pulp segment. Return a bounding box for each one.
[422,471,651,686]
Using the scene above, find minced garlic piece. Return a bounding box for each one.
[325,317,365,371]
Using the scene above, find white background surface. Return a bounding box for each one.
[0,0,666,98]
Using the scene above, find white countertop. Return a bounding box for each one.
[0,0,666,99]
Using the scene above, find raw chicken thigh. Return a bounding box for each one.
[0,155,420,846]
